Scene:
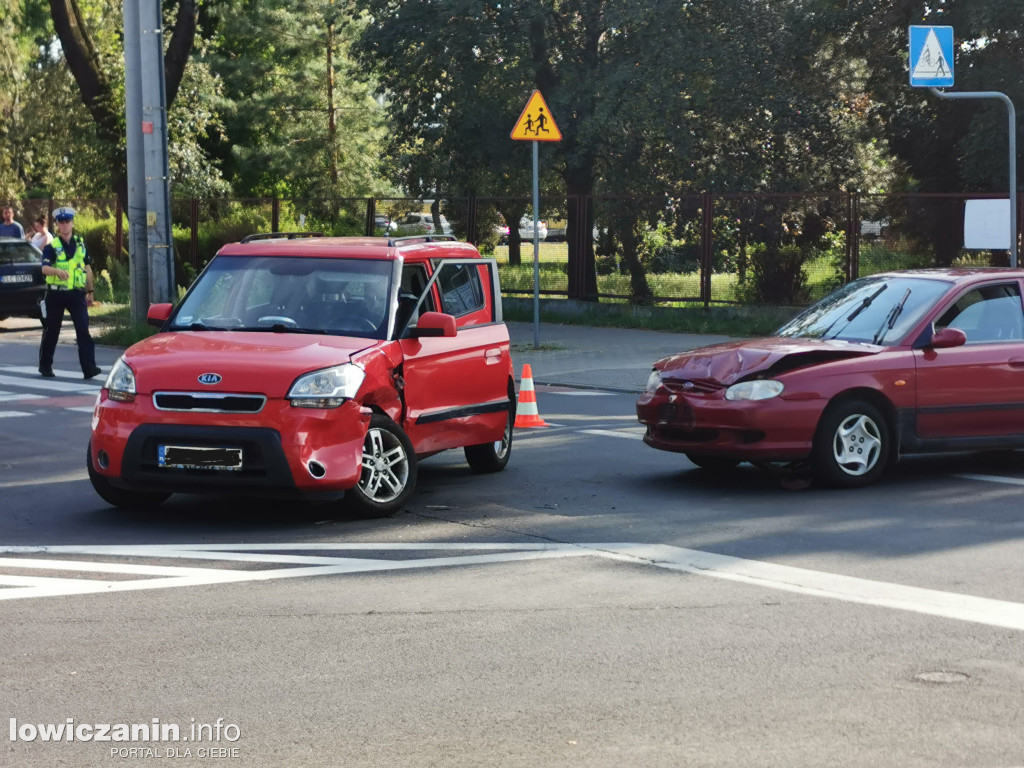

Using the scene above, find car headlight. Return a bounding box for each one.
[104,356,136,402]
[645,369,663,393]
[725,380,784,401]
[287,363,365,408]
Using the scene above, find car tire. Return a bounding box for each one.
[346,414,417,517]
[812,399,890,488]
[464,401,513,473]
[87,445,170,510]
[686,454,741,472]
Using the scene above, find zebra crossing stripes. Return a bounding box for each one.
[0,365,101,418]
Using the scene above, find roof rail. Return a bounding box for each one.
[388,234,458,246]
[240,232,326,243]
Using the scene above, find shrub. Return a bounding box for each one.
[97,269,115,303]
[736,243,810,306]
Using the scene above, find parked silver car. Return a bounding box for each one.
[395,212,452,236]
[518,217,547,241]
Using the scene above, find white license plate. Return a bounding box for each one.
[158,445,243,470]
[0,274,33,284]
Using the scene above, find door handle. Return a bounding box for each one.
[1009,358,1024,368]
[484,348,503,364]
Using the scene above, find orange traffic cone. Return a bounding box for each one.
[514,364,550,428]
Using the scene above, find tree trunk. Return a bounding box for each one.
[49,0,197,198]
[499,203,528,267]
[620,223,653,304]
[566,172,597,300]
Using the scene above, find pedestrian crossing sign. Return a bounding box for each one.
[511,90,562,142]
[909,26,954,87]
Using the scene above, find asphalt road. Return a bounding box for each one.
[3,320,1024,767]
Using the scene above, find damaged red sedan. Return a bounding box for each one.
[637,269,1024,487]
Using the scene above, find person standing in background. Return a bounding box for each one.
[0,205,25,238]
[27,215,53,251]
[38,206,101,379]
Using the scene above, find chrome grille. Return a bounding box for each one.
[153,392,266,413]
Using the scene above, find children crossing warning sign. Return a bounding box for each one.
[511,90,562,142]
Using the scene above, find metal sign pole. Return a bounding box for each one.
[532,140,541,348]
[510,90,561,349]
[929,89,1018,267]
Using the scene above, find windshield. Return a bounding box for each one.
[774,275,950,345]
[171,255,394,339]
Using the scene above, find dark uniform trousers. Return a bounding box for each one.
[39,287,97,374]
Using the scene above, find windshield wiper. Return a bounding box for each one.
[267,324,326,334]
[871,288,912,346]
[822,284,888,340]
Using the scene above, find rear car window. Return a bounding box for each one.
[0,242,41,266]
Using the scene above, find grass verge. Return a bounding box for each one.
[91,302,159,347]
[503,300,796,337]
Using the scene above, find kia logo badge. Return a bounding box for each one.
[197,373,222,385]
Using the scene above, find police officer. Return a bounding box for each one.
[38,206,101,379]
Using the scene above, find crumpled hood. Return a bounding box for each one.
[654,336,880,386]
[121,331,378,396]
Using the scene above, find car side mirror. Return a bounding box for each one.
[928,327,967,349]
[410,311,457,338]
[147,303,173,328]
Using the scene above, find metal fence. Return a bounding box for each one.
[6,191,1019,308]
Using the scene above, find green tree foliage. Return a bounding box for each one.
[354,0,889,300]
[841,0,1024,264]
[1,0,222,201]
[200,0,390,199]
[47,0,199,201]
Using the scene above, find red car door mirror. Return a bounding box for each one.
[929,327,967,348]
[147,303,173,328]
[411,311,457,338]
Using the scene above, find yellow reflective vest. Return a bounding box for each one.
[46,235,88,289]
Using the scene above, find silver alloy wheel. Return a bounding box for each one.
[494,416,511,459]
[358,426,411,503]
[831,413,883,476]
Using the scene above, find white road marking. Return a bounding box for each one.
[0,411,32,418]
[0,391,46,402]
[0,365,103,380]
[546,391,614,397]
[0,469,88,489]
[0,373,97,394]
[580,428,644,440]
[956,473,1024,487]
[596,543,1024,633]
[0,544,588,601]
[3,542,1024,632]
[65,406,96,413]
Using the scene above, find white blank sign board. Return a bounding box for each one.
[964,199,1011,249]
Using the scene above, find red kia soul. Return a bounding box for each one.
[87,234,516,516]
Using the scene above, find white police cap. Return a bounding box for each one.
[53,206,76,222]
